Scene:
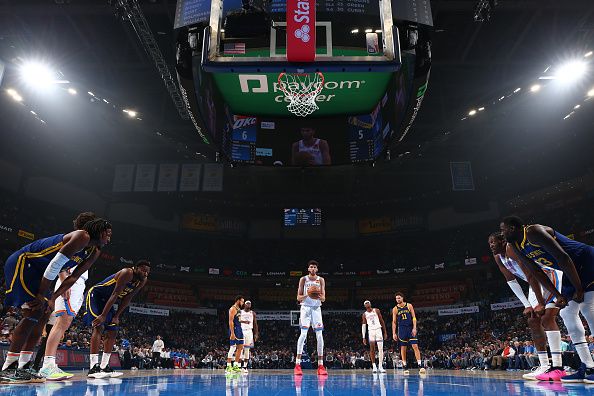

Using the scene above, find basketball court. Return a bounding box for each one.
[2,369,588,395]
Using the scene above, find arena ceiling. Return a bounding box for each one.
[1,0,594,205]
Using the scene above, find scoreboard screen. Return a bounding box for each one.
[284,208,322,227]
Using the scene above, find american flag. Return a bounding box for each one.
[224,42,246,55]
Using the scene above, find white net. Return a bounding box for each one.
[277,72,324,117]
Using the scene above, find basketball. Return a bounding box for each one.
[307,285,321,299]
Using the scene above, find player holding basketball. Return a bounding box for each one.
[392,292,425,374]
[294,260,328,376]
[501,216,594,383]
[83,261,150,378]
[488,231,565,380]
[291,127,331,166]
[226,295,245,374]
[362,300,387,373]
[239,300,259,374]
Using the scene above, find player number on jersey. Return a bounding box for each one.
[535,257,554,267]
[401,313,407,320]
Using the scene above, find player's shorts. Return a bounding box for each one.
[562,248,594,298]
[48,279,86,325]
[229,326,244,346]
[242,329,254,348]
[82,288,118,331]
[398,326,418,347]
[300,305,324,331]
[368,328,384,343]
[528,269,563,309]
[3,252,49,308]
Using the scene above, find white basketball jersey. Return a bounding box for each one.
[56,265,88,290]
[240,310,254,331]
[364,309,382,330]
[498,254,527,282]
[298,139,323,165]
[302,275,322,307]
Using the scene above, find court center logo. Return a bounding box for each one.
[295,25,311,43]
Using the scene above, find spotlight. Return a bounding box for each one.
[530,84,541,92]
[123,109,137,117]
[87,91,94,96]
[554,60,587,83]
[6,89,23,102]
[19,62,57,89]
[574,104,581,109]
[350,29,359,34]
[478,107,485,111]
[468,109,477,116]
[364,29,373,33]
[513,88,521,93]
[68,88,77,95]
[587,88,594,97]
[585,51,593,58]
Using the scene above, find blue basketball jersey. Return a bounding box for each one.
[12,233,93,272]
[91,272,141,299]
[515,226,594,271]
[396,303,413,327]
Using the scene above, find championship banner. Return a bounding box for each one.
[129,305,170,316]
[358,217,392,234]
[182,213,217,232]
[202,163,224,192]
[157,164,179,192]
[133,164,157,192]
[179,164,202,192]
[450,161,475,191]
[491,300,524,311]
[438,306,479,316]
[286,0,316,62]
[112,164,135,192]
[17,230,34,240]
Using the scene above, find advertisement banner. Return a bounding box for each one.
[394,268,406,274]
[358,217,393,234]
[376,270,390,275]
[464,257,478,266]
[157,164,179,192]
[438,306,479,316]
[18,230,34,240]
[438,333,457,342]
[0,224,14,233]
[290,271,303,277]
[182,213,217,232]
[434,263,445,269]
[129,305,170,316]
[266,271,286,277]
[179,164,202,192]
[134,164,157,192]
[490,300,524,311]
[208,268,220,275]
[257,311,292,321]
[112,164,135,192]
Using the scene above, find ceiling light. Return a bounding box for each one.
[364,29,373,33]
[468,109,477,116]
[585,51,593,58]
[123,109,137,117]
[554,60,588,83]
[350,29,359,34]
[530,84,541,92]
[67,88,77,95]
[19,61,57,89]
[587,88,594,97]
[513,88,521,93]
[574,104,581,109]
[478,107,485,111]
[87,91,94,96]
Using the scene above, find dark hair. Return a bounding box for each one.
[502,216,525,229]
[73,212,96,230]
[234,295,244,302]
[489,231,504,241]
[82,218,112,240]
[308,260,319,267]
[135,259,151,268]
[395,291,405,299]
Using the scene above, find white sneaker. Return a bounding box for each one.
[379,367,386,373]
[241,368,248,375]
[372,365,378,373]
[403,369,410,375]
[419,368,427,374]
[523,366,549,381]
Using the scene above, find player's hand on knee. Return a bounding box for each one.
[29,294,46,312]
[363,338,367,346]
[555,295,568,308]
[92,314,106,327]
[533,304,545,316]
[522,306,534,317]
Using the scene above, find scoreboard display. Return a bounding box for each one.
[284,208,322,227]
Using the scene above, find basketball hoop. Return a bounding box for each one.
[277,72,324,117]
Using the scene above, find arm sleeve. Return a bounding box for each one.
[43,252,71,281]
[506,279,531,308]
[361,324,367,339]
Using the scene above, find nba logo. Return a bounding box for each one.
[366,33,379,54]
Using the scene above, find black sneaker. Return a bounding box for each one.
[100,365,123,378]
[0,362,33,384]
[20,362,46,383]
[88,363,107,378]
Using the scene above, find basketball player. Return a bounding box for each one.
[362,300,387,373]
[35,212,98,381]
[392,292,425,374]
[294,260,328,376]
[291,127,331,166]
[0,218,111,383]
[488,231,564,380]
[226,295,245,374]
[240,300,259,374]
[501,216,594,382]
[83,261,150,378]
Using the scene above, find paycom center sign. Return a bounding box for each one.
[212,72,392,116]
